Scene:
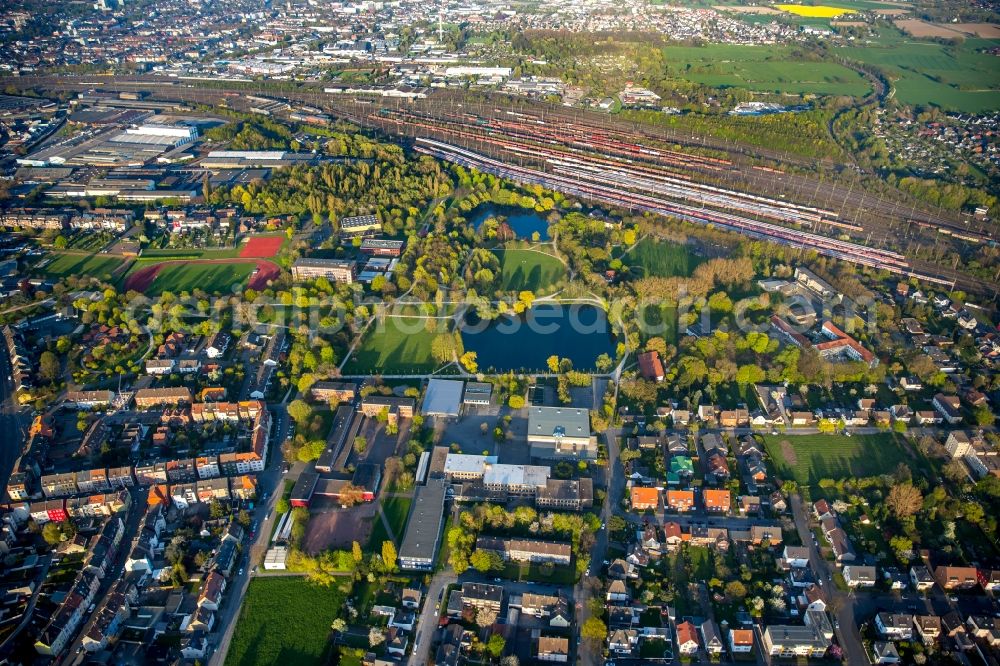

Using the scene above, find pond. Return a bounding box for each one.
[468,204,551,241]
[460,303,616,372]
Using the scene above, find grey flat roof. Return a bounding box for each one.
[422,379,464,416]
[528,406,590,439]
[399,482,447,565]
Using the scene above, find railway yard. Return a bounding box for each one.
[7,75,999,295]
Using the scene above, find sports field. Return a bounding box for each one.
[661,45,872,97]
[624,238,702,278]
[226,577,345,666]
[841,38,1000,112]
[240,234,285,258]
[343,316,445,374]
[493,248,566,293]
[762,433,909,486]
[38,253,125,280]
[123,259,278,294]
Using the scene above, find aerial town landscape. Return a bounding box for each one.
[0,0,999,664]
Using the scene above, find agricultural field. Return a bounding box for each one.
[840,38,1000,112]
[623,238,702,278]
[775,4,856,17]
[37,253,125,281]
[343,316,445,374]
[493,248,566,293]
[660,45,872,97]
[762,433,910,486]
[225,577,345,666]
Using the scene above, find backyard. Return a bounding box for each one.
[225,577,346,666]
[762,433,910,486]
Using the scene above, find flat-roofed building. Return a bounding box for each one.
[443,454,497,481]
[422,379,464,417]
[398,482,447,571]
[536,478,593,511]
[339,214,381,235]
[291,258,356,283]
[463,382,493,406]
[360,238,405,257]
[762,624,829,657]
[528,406,595,460]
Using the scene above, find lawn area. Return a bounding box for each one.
[763,433,909,486]
[140,262,257,294]
[501,560,578,585]
[382,496,412,542]
[624,238,702,278]
[493,248,566,293]
[841,38,1000,112]
[225,577,346,666]
[660,44,871,96]
[37,253,125,280]
[139,247,242,259]
[342,316,445,374]
[775,4,856,18]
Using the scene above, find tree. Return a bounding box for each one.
[508,394,525,409]
[276,498,290,515]
[476,606,498,627]
[486,634,506,658]
[469,549,504,572]
[331,618,347,632]
[595,353,613,372]
[287,399,312,424]
[431,333,459,364]
[38,351,60,383]
[352,540,363,563]
[336,483,367,507]
[353,436,368,454]
[209,499,226,519]
[887,483,923,519]
[973,405,995,427]
[581,617,607,641]
[368,627,386,647]
[546,355,560,373]
[42,522,63,546]
[725,580,747,600]
[381,540,398,571]
[943,459,969,484]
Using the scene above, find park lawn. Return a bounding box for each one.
[343,316,445,374]
[762,432,909,486]
[841,38,1000,112]
[624,238,702,278]
[142,262,257,294]
[660,45,871,97]
[493,248,566,293]
[39,253,125,280]
[225,577,345,666]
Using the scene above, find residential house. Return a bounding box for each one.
[701,619,723,654]
[935,565,978,590]
[910,565,935,591]
[729,628,754,654]
[630,487,659,511]
[537,636,569,663]
[913,615,941,644]
[876,613,914,640]
[666,490,694,512]
[762,625,828,657]
[932,394,963,424]
[843,565,877,588]
[676,621,699,655]
[703,489,731,513]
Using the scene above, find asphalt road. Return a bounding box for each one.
[0,345,28,496]
[789,494,869,666]
[208,402,292,666]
